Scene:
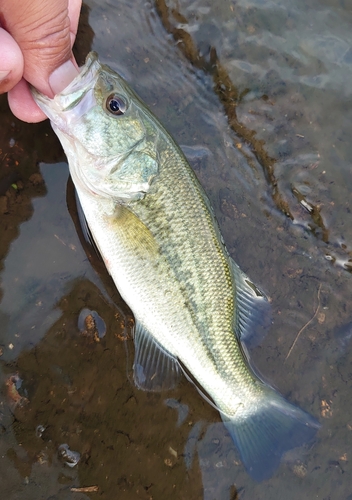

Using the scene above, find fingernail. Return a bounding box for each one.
[49,60,79,95]
[0,70,10,82]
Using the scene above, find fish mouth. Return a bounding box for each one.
[31,52,101,124]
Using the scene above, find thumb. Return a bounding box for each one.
[1,0,79,97]
[0,28,24,94]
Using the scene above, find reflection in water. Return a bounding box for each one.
[4,276,210,498]
[1,0,352,498]
[78,308,107,340]
[5,273,248,498]
[164,398,189,427]
[58,443,81,468]
[155,0,290,222]
[156,0,352,271]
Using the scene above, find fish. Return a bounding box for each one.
[31,52,320,481]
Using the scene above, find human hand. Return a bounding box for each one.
[0,0,82,122]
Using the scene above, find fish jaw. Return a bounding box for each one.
[31,52,101,121]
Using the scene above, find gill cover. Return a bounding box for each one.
[32,52,160,201]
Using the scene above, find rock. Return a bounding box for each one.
[29,172,44,186]
[0,195,9,214]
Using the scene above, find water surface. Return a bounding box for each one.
[1,0,352,498]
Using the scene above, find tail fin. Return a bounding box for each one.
[221,391,320,482]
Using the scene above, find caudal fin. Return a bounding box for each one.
[221,392,320,482]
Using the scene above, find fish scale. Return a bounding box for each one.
[32,51,320,482]
[134,157,235,368]
[138,151,234,332]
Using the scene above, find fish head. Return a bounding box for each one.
[32,52,159,202]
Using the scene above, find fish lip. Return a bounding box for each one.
[31,51,101,119]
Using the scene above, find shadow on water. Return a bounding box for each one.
[1,0,352,499]
[154,0,334,246]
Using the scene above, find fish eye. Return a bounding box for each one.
[106,94,127,116]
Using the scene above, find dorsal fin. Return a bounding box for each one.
[230,258,271,348]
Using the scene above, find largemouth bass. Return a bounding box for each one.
[32,52,319,481]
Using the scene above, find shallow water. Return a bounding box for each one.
[1,0,352,498]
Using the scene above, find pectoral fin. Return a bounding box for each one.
[74,188,103,260]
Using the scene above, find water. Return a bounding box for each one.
[1,0,352,498]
